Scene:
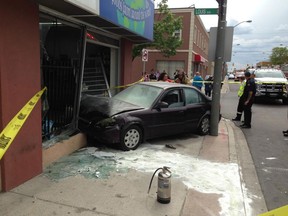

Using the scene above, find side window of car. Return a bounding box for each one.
[184,88,200,104]
[161,89,184,108]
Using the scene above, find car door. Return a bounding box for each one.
[147,89,186,139]
[183,87,208,130]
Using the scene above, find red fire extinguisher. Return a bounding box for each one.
[147,166,172,204]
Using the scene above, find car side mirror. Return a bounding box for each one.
[156,101,169,109]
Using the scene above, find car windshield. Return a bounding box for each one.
[255,71,285,78]
[113,84,163,108]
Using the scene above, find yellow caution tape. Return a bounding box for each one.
[111,77,145,89]
[109,78,288,88]
[0,87,47,160]
[192,80,288,84]
[258,205,288,216]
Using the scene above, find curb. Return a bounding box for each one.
[229,120,268,215]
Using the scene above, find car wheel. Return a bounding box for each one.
[120,125,142,151]
[198,116,210,135]
[282,98,288,105]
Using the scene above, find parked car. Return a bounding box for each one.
[78,82,218,151]
[254,68,288,104]
[234,71,245,81]
[228,73,235,79]
[281,64,288,78]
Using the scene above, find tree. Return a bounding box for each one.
[270,47,288,66]
[132,0,183,60]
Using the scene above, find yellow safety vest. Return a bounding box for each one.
[238,81,246,97]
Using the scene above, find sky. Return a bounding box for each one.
[154,0,288,71]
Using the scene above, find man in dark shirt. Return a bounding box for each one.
[240,71,256,128]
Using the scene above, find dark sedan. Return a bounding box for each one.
[78,82,215,151]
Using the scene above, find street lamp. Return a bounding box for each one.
[233,20,252,28]
[230,21,252,70]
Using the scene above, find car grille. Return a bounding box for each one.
[259,83,285,92]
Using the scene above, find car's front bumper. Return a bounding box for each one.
[255,90,288,99]
[78,118,121,144]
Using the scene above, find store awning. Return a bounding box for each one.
[194,54,205,63]
[37,0,153,43]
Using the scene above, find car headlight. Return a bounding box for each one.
[284,84,288,93]
[95,117,117,128]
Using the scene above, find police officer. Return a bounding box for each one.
[232,76,246,121]
[240,71,256,128]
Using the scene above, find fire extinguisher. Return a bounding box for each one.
[147,166,171,204]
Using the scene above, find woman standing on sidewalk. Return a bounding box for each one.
[192,72,203,90]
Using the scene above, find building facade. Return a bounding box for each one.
[0,0,154,191]
[132,7,209,80]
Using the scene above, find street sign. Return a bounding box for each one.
[194,8,218,15]
[142,49,148,62]
[208,27,234,62]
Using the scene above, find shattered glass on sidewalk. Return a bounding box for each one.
[43,144,253,215]
[44,147,127,180]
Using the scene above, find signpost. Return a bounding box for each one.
[194,8,218,15]
[210,0,227,136]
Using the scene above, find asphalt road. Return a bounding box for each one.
[220,81,288,211]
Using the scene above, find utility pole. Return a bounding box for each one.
[210,0,227,136]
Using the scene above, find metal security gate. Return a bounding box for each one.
[41,58,79,140]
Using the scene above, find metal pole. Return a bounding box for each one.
[210,0,227,136]
[143,61,146,75]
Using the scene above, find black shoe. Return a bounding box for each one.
[241,124,251,128]
[283,130,288,134]
[232,118,241,121]
[284,133,288,137]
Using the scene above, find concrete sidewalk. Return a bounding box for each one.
[0,119,267,216]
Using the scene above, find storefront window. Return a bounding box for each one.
[40,14,83,142]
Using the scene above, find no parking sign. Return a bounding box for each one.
[142,49,148,62]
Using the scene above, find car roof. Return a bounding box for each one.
[137,81,193,90]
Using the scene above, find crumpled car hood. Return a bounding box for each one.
[79,95,143,122]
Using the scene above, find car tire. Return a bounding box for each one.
[282,98,288,105]
[197,116,210,135]
[120,125,142,151]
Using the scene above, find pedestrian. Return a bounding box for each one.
[283,84,288,136]
[158,72,173,82]
[174,70,189,84]
[149,68,157,80]
[192,72,203,90]
[155,70,160,80]
[204,75,213,97]
[240,71,256,128]
[232,76,246,121]
[143,71,150,81]
[173,69,179,80]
